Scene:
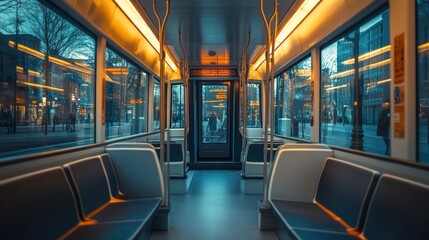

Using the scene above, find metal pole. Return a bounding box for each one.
[260,0,276,208]
[350,29,364,150]
[179,31,189,176]
[153,0,170,206]
[241,32,251,163]
[269,0,278,166]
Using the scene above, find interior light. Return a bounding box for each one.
[275,0,320,48]
[114,0,178,72]
[252,0,321,71]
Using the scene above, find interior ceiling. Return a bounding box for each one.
[136,0,296,69]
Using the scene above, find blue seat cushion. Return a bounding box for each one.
[270,200,347,233]
[63,220,144,240]
[91,198,161,222]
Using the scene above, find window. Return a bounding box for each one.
[246,83,261,128]
[171,83,184,128]
[320,10,390,156]
[0,0,95,159]
[105,47,148,140]
[417,0,429,163]
[153,80,160,130]
[275,56,312,141]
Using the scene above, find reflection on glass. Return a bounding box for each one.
[0,0,95,158]
[105,47,148,140]
[275,56,312,141]
[321,10,390,156]
[417,0,429,163]
[247,83,261,128]
[153,81,160,130]
[171,84,184,128]
[202,85,228,143]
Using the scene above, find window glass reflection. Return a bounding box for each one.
[246,83,261,128]
[171,83,184,128]
[202,84,228,143]
[0,0,95,159]
[275,57,312,141]
[321,10,390,156]
[417,0,429,163]
[153,81,160,130]
[105,47,148,139]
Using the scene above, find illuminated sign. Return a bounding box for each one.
[106,67,129,75]
[191,69,237,77]
[130,99,143,104]
[216,93,227,100]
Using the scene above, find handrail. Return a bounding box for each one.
[260,0,278,208]
[153,0,170,207]
[241,31,251,163]
[179,30,189,176]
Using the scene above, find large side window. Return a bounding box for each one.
[275,56,312,140]
[171,83,184,128]
[417,0,429,163]
[321,10,390,156]
[153,80,160,130]
[0,0,95,159]
[247,83,262,128]
[105,47,148,140]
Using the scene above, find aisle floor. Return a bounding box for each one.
[150,170,278,240]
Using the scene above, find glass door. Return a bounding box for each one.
[198,82,231,159]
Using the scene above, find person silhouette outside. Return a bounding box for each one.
[377,101,390,155]
[6,107,12,134]
[69,111,76,132]
[207,112,217,135]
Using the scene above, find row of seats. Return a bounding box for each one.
[268,144,429,240]
[241,140,284,177]
[0,144,164,239]
[147,140,189,177]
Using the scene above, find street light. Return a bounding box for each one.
[346,30,364,150]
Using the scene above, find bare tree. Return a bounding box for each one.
[22,1,86,58]
[0,0,18,33]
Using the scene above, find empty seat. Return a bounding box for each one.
[63,156,161,223]
[362,174,429,240]
[242,141,283,177]
[106,145,165,199]
[149,141,186,177]
[0,167,149,240]
[270,158,379,239]
[268,145,333,202]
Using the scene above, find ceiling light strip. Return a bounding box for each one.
[114,0,178,72]
[252,0,321,71]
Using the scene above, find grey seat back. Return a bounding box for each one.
[0,167,79,239]
[315,158,379,230]
[106,146,165,199]
[363,174,429,240]
[64,156,111,217]
[268,146,333,202]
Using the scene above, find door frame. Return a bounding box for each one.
[197,81,232,160]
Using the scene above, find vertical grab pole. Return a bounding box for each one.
[153,0,170,206]
[269,0,278,169]
[241,32,251,164]
[260,0,277,208]
[179,31,189,176]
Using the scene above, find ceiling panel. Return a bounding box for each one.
[137,0,296,68]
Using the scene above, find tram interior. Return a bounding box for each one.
[1,0,429,239]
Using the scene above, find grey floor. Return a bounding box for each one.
[150,171,278,240]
